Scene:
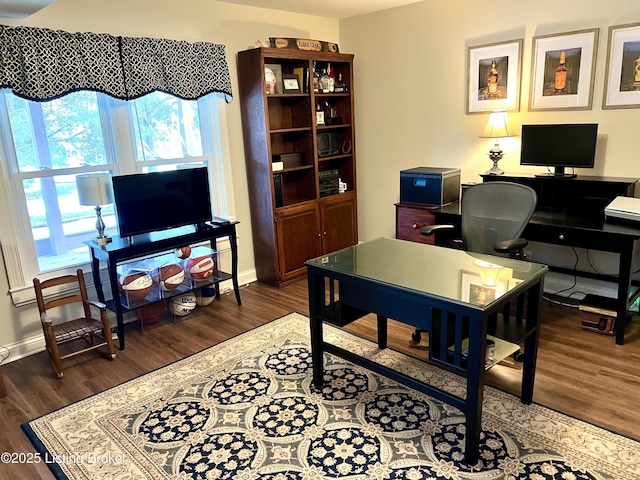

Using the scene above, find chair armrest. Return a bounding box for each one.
[41,311,52,325]
[85,299,107,310]
[420,224,455,236]
[494,238,528,254]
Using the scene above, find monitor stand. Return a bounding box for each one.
[534,166,577,178]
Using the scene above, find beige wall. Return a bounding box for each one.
[341,0,640,295]
[2,0,640,358]
[0,0,339,356]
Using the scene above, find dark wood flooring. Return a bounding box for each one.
[1,279,639,479]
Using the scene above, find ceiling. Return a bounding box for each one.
[217,0,423,19]
[0,0,423,20]
[0,0,54,18]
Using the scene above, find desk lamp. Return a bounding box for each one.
[76,173,114,246]
[480,109,514,175]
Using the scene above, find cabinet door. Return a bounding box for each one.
[320,194,357,254]
[276,204,321,283]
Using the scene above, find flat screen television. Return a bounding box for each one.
[520,123,598,178]
[112,167,212,238]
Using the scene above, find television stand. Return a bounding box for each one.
[85,222,242,350]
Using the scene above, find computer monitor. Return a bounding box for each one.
[520,123,598,178]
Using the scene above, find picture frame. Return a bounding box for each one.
[603,22,640,109]
[529,28,599,111]
[466,38,523,114]
[460,271,507,306]
[282,73,301,94]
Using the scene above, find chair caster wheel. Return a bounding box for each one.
[411,331,422,344]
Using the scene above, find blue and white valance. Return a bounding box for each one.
[0,25,232,102]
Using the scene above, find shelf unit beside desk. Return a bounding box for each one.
[433,174,640,345]
[86,222,242,350]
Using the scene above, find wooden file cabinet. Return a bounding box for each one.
[395,202,436,245]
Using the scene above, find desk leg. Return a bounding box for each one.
[522,281,543,403]
[308,272,324,388]
[464,318,485,466]
[107,260,125,350]
[229,228,242,306]
[89,252,104,302]
[377,315,387,349]
[615,242,636,345]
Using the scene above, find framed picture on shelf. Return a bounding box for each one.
[460,271,507,306]
[529,28,599,111]
[466,38,523,114]
[282,74,301,94]
[603,22,640,109]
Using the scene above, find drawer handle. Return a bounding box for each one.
[412,224,418,229]
[559,234,565,241]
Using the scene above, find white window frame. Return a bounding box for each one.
[0,91,235,306]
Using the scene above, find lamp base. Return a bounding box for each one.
[96,236,112,246]
[485,149,504,175]
[485,165,504,175]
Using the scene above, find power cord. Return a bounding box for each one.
[544,246,586,308]
[0,345,9,364]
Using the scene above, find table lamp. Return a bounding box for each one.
[76,173,114,246]
[480,109,514,175]
[473,259,504,287]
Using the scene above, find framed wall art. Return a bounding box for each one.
[460,271,507,306]
[529,28,599,111]
[466,38,523,114]
[603,22,640,109]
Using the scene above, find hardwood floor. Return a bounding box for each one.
[1,279,639,479]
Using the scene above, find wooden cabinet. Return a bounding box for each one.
[238,47,358,286]
[395,203,436,245]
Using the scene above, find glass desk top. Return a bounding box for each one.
[306,237,548,310]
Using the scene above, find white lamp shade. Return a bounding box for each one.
[76,173,114,206]
[480,109,514,139]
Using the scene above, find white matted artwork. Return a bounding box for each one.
[466,39,523,114]
[460,271,507,306]
[603,22,640,109]
[529,28,599,111]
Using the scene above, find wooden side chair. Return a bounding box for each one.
[33,268,116,379]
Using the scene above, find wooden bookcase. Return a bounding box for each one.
[237,47,358,286]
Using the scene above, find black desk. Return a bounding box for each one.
[434,201,640,345]
[86,222,241,349]
[306,237,547,464]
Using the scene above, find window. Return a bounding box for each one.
[0,89,234,305]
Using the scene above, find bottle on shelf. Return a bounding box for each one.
[316,102,325,125]
[320,68,330,93]
[555,51,567,91]
[313,61,320,94]
[334,73,347,93]
[327,62,335,92]
[487,59,498,95]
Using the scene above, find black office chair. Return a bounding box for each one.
[411,181,538,346]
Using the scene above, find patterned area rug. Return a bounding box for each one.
[23,312,640,479]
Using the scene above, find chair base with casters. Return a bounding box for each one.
[410,181,538,358]
[34,268,116,379]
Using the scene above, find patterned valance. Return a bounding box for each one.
[0,25,232,102]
